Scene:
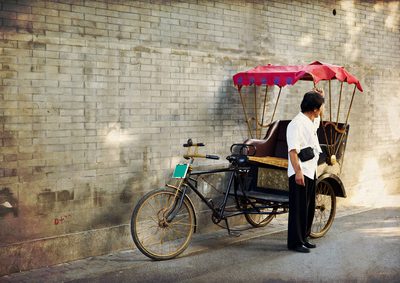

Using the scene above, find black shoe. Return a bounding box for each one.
[304,241,316,249]
[290,245,310,253]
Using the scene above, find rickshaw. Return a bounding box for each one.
[130,61,363,260]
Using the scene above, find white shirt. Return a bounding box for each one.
[286,112,322,179]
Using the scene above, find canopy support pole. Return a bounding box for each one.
[322,82,334,158]
[345,85,357,125]
[333,82,344,148]
[328,80,332,122]
[260,86,268,133]
[336,82,343,125]
[328,80,334,147]
[334,84,357,156]
[238,88,253,139]
[254,85,259,138]
[270,87,282,124]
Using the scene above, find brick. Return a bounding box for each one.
[46,1,71,11]
[95,8,119,18]
[84,27,108,37]
[61,11,85,21]
[3,33,33,41]
[85,13,107,23]
[60,109,84,116]
[32,7,59,17]
[107,3,132,13]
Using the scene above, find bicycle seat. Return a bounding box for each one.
[226,154,248,166]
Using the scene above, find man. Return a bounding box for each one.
[286,90,324,253]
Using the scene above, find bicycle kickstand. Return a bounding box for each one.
[224,218,241,237]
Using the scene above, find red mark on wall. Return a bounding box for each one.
[54,214,71,225]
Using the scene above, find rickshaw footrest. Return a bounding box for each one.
[231,190,289,204]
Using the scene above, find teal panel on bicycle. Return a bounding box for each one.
[172,164,189,178]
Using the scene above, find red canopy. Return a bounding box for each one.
[233,61,363,92]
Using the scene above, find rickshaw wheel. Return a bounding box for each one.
[131,188,195,260]
[310,179,336,238]
[245,209,276,227]
[241,202,277,227]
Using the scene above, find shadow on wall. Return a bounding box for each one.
[0,4,34,34]
[88,177,149,230]
[215,77,247,144]
[0,187,18,217]
[36,189,74,216]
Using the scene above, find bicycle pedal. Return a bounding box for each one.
[228,231,241,237]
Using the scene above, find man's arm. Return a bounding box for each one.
[289,149,305,186]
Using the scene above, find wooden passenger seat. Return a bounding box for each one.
[245,120,290,169]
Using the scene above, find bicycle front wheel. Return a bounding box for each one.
[131,188,195,260]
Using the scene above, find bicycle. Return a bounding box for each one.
[130,139,286,260]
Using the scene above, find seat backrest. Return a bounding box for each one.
[244,120,291,158]
[273,120,290,159]
[244,120,280,157]
[245,120,349,161]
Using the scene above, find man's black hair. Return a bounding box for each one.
[300,91,325,113]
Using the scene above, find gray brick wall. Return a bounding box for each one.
[0,0,399,274]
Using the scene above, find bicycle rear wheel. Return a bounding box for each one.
[242,203,276,228]
[131,188,195,260]
[310,179,336,238]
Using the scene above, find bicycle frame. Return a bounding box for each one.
[166,157,288,230]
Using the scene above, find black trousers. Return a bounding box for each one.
[287,174,316,249]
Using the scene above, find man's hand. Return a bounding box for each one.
[295,170,305,186]
[313,87,325,97]
[289,149,305,186]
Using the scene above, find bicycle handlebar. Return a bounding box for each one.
[182,139,219,160]
[206,154,219,160]
[183,154,220,160]
[183,138,205,147]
